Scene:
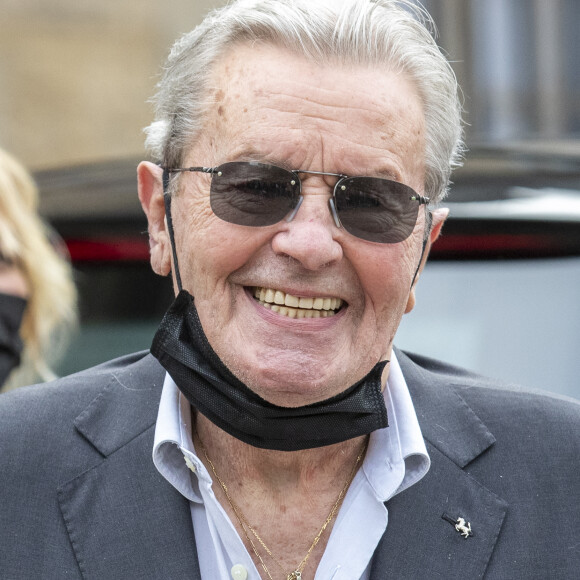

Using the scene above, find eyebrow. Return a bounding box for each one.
[368,167,401,182]
[228,147,267,163]
[226,148,403,182]
[225,150,299,173]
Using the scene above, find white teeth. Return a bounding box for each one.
[284,293,300,308]
[253,286,344,319]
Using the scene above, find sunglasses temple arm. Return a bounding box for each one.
[410,208,432,289]
[162,168,183,292]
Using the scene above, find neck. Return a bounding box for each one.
[194,411,368,579]
[195,412,367,490]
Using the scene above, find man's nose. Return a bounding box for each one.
[271,193,343,270]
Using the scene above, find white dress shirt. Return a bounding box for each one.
[153,351,429,580]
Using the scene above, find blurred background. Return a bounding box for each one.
[0,0,221,169]
[1,0,579,398]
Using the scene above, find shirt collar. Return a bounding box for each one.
[153,350,429,503]
[152,373,209,502]
[366,350,430,498]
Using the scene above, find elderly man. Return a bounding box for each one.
[1,1,579,579]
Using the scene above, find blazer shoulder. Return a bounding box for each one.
[0,351,163,440]
[399,349,502,386]
[399,348,580,444]
[456,376,580,439]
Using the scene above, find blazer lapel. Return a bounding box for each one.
[57,354,201,580]
[369,350,508,580]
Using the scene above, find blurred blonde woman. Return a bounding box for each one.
[0,148,77,391]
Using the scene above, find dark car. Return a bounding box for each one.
[36,145,580,399]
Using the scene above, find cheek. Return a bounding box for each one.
[351,239,419,316]
[172,196,270,294]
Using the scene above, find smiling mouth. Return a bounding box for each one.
[252,286,345,319]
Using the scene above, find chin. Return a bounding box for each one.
[219,340,374,406]
[253,385,336,408]
[242,364,352,408]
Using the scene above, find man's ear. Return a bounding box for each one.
[137,161,172,277]
[405,207,449,314]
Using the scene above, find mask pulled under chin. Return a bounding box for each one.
[151,290,388,451]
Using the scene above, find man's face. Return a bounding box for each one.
[141,43,443,407]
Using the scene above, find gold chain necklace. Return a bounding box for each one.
[196,433,367,580]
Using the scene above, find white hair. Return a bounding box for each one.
[145,0,464,201]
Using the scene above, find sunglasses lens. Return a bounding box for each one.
[210,162,299,227]
[334,177,421,243]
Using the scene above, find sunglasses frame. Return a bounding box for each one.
[162,162,430,243]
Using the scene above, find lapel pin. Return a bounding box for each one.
[455,517,473,538]
[442,513,474,539]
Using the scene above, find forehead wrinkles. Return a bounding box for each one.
[202,46,425,176]
[224,58,409,128]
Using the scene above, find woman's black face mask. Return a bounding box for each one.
[151,290,389,451]
[0,292,27,387]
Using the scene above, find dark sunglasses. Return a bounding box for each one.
[162,161,429,244]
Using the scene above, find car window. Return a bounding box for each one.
[397,256,580,399]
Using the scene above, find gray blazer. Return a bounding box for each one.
[1,349,578,579]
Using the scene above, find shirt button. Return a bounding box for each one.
[231,564,248,580]
[183,454,196,473]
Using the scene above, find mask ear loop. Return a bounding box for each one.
[162,168,183,292]
[410,207,432,289]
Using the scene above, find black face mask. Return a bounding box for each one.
[0,292,27,387]
[151,289,388,451]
